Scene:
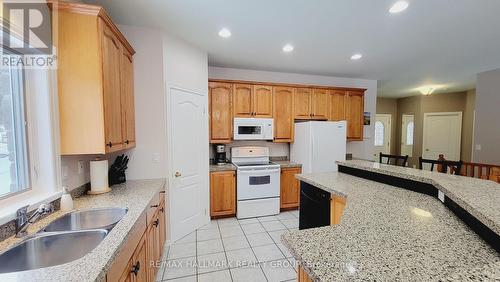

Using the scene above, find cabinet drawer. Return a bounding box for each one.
[147,192,160,225]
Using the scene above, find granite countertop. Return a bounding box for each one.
[0,179,166,282]
[209,163,237,172]
[209,161,301,172]
[337,160,500,235]
[272,160,302,169]
[282,172,500,281]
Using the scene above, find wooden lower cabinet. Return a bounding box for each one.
[107,191,166,282]
[330,195,346,225]
[146,212,160,282]
[280,167,301,210]
[210,171,236,218]
[298,265,313,282]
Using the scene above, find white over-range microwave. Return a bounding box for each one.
[233,118,274,140]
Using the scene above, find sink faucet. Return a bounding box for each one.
[15,203,55,238]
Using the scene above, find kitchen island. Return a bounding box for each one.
[282,162,500,281]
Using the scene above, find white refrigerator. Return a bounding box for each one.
[290,121,347,173]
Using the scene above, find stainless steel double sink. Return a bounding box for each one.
[0,207,128,273]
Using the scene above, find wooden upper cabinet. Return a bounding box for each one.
[233,84,253,117]
[273,87,294,142]
[346,91,365,140]
[55,3,135,155]
[328,90,346,121]
[253,85,273,117]
[121,48,136,149]
[294,88,312,119]
[209,82,233,143]
[210,171,236,218]
[311,89,328,120]
[101,21,124,152]
[233,84,273,118]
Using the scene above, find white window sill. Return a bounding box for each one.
[0,190,62,226]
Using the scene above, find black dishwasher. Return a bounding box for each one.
[299,182,331,230]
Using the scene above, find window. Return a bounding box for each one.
[406,121,414,145]
[374,121,384,146]
[0,51,30,199]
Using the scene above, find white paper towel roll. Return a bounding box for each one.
[90,159,109,193]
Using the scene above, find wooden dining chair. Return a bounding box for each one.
[379,153,409,167]
[419,157,463,175]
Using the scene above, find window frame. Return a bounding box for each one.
[374,121,385,147]
[0,47,31,200]
[406,121,414,146]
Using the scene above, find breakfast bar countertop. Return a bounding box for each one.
[337,160,500,235]
[0,179,166,282]
[282,172,500,281]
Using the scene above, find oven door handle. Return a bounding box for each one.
[238,168,280,174]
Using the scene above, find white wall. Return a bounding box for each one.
[118,26,167,180]
[208,67,378,161]
[117,25,208,180]
[473,69,500,164]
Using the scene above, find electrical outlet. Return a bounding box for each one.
[78,160,84,175]
[62,165,68,179]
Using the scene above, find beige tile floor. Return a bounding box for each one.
[156,210,299,282]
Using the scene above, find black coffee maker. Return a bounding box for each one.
[215,144,227,165]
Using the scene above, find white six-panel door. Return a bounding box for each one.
[167,86,209,242]
[422,112,462,161]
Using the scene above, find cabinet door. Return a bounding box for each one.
[253,85,273,117]
[146,215,160,282]
[121,47,135,148]
[233,84,253,117]
[346,91,364,140]
[210,171,236,217]
[116,259,133,282]
[209,82,233,143]
[158,197,166,258]
[280,167,301,209]
[294,88,312,119]
[130,234,148,282]
[273,87,294,142]
[101,21,124,153]
[311,89,329,120]
[328,90,346,121]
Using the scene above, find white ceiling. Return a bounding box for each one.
[86,0,500,98]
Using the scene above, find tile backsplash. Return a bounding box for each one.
[209,141,289,160]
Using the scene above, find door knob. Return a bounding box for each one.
[425,149,429,152]
[175,172,181,177]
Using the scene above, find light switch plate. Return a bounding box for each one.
[152,153,160,163]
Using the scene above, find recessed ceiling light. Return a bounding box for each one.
[389,1,409,13]
[282,44,294,53]
[218,28,231,38]
[350,54,363,60]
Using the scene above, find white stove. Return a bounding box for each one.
[231,147,281,219]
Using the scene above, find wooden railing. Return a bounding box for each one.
[460,162,500,183]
